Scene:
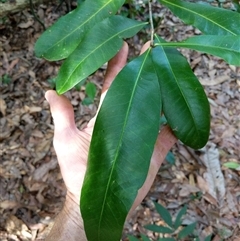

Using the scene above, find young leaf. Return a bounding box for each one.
[159,0,240,36]
[174,205,187,229]
[152,35,210,149]
[80,49,161,241]
[56,15,147,94]
[178,222,197,239]
[154,35,240,66]
[145,224,173,234]
[85,82,97,100]
[154,202,173,228]
[34,0,125,60]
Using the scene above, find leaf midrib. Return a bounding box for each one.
[161,0,237,36]
[156,40,240,53]
[97,49,151,240]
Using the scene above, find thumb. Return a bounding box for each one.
[45,90,76,131]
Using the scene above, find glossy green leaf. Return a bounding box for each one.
[152,35,210,149]
[34,0,125,60]
[174,205,187,229]
[159,0,240,36]
[56,15,146,94]
[145,224,173,234]
[154,202,173,228]
[154,35,240,66]
[178,222,197,238]
[80,49,161,241]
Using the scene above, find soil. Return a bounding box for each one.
[0,1,239,241]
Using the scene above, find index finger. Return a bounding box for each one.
[102,42,129,94]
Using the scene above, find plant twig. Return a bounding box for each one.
[148,0,154,46]
[29,0,45,30]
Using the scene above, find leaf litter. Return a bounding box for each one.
[0,1,239,240]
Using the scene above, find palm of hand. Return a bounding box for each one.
[45,42,177,215]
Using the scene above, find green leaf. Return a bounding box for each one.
[165,151,175,165]
[141,234,152,241]
[80,49,161,241]
[34,0,125,60]
[128,236,140,241]
[145,224,173,234]
[174,205,187,229]
[56,15,146,94]
[178,222,197,239]
[154,202,173,228]
[159,0,240,36]
[232,0,240,12]
[154,35,240,66]
[85,82,97,100]
[158,238,176,241]
[205,234,212,241]
[152,35,210,149]
[82,97,93,106]
[223,162,240,169]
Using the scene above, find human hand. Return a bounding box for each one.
[45,42,177,239]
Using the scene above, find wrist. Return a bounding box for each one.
[63,192,83,228]
[45,192,87,241]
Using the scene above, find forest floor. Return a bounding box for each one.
[0,1,239,241]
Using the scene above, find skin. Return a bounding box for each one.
[44,42,177,241]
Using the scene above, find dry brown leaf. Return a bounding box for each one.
[201,143,226,203]
[0,200,19,209]
[197,175,209,193]
[33,158,57,181]
[200,75,229,86]
[0,98,6,116]
[226,190,238,214]
[7,58,19,72]
[179,184,200,197]
[34,138,52,163]
[24,105,42,113]
[18,19,34,29]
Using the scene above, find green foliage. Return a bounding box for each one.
[130,203,212,241]
[159,0,240,36]
[154,35,240,66]
[152,36,210,149]
[0,74,11,85]
[82,82,97,105]
[34,0,239,240]
[35,0,126,60]
[223,161,240,170]
[55,15,147,93]
[80,49,161,241]
[165,151,175,165]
